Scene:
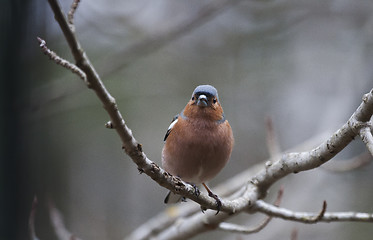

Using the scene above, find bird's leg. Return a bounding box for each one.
[190,183,201,197]
[202,183,222,215]
[180,183,200,203]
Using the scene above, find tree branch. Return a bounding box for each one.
[68,0,80,25]
[218,221,271,234]
[217,187,284,234]
[253,89,373,197]
[28,196,40,240]
[291,228,298,240]
[265,116,281,159]
[48,200,83,240]
[359,125,373,156]
[37,37,88,84]
[254,199,373,223]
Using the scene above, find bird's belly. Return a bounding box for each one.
[162,134,230,183]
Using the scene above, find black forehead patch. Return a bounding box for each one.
[192,85,219,99]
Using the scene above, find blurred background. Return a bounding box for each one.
[1,0,373,239]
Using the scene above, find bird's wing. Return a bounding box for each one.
[163,114,179,141]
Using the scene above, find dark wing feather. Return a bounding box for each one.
[163,114,179,141]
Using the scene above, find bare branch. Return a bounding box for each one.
[218,187,284,234]
[254,200,373,223]
[308,201,327,223]
[254,89,373,196]
[273,186,284,207]
[37,37,88,85]
[265,116,281,159]
[105,120,115,129]
[290,228,298,240]
[218,221,271,234]
[28,196,40,240]
[68,0,81,25]
[359,125,373,156]
[48,200,83,240]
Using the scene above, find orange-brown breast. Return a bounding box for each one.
[183,100,224,122]
[162,106,234,183]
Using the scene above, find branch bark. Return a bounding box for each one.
[359,125,373,156]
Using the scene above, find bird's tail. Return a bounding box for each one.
[164,191,183,204]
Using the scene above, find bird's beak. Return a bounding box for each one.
[197,95,208,107]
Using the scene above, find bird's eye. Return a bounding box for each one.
[192,96,195,101]
[213,98,217,104]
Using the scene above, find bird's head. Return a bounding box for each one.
[183,85,224,122]
[191,85,219,108]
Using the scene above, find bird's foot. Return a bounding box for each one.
[202,183,222,215]
[190,183,201,197]
[208,191,222,215]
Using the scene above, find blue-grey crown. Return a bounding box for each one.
[192,85,219,101]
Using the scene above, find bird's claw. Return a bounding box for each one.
[208,192,222,215]
[199,192,222,214]
[201,182,222,214]
[191,184,200,197]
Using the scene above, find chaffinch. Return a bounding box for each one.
[162,85,234,213]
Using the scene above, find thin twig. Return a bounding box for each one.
[28,196,40,240]
[274,186,284,207]
[265,116,281,159]
[48,200,83,240]
[68,0,81,25]
[290,228,298,240]
[105,120,115,129]
[218,221,271,234]
[308,201,327,223]
[37,37,88,85]
[254,200,373,223]
[218,187,284,234]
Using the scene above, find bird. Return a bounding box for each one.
[162,84,234,213]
